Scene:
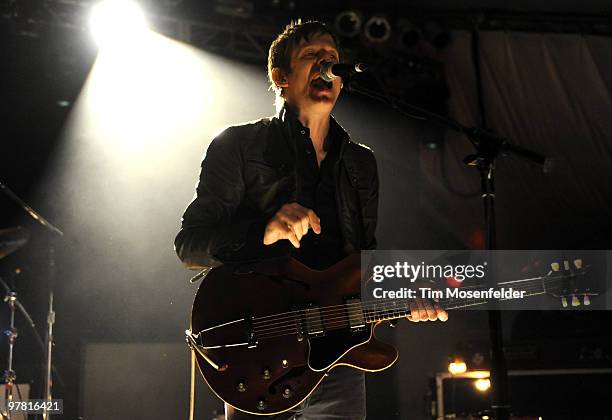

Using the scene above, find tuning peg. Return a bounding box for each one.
[563,260,570,271]
[571,295,580,307]
[583,295,591,306]
[573,259,583,269]
[562,296,568,308]
[551,262,560,272]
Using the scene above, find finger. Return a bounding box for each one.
[278,214,304,240]
[434,303,448,322]
[299,214,309,236]
[263,220,284,245]
[285,204,315,235]
[423,299,437,321]
[290,222,303,241]
[307,209,322,234]
[409,302,420,322]
[415,298,428,322]
[284,228,301,248]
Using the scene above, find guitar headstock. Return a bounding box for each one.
[546,258,597,308]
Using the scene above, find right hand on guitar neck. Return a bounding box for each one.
[263,203,322,248]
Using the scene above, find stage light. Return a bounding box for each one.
[364,14,391,44]
[448,360,467,375]
[89,0,148,48]
[335,10,362,38]
[82,32,219,154]
[397,20,421,51]
[423,21,451,49]
[474,378,491,392]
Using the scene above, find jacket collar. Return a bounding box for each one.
[277,102,351,145]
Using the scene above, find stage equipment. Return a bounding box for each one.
[0,228,29,260]
[0,384,30,420]
[432,368,612,418]
[89,0,149,48]
[335,10,362,38]
[0,271,45,420]
[448,359,467,375]
[0,181,65,419]
[396,20,421,51]
[363,14,391,44]
[319,61,367,82]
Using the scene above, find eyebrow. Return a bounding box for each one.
[298,45,339,56]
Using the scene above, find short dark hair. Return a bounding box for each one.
[267,20,341,96]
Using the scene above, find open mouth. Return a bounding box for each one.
[310,77,333,90]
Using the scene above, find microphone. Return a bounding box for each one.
[320,61,367,82]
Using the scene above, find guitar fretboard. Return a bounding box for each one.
[361,274,561,323]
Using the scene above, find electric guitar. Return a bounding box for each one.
[186,253,596,416]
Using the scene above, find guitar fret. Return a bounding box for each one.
[361,275,558,321]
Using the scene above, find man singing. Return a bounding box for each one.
[175,20,447,420]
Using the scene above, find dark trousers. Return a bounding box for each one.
[225,366,366,420]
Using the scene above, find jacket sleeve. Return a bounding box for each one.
[174,128,281,269]
[363,152,379,250]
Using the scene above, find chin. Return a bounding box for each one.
[308,92,338,107]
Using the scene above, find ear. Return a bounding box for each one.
[271,68,289,89]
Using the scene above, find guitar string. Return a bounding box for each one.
[250,280,567,335]
[253,287,570,342]
[250,281,495,323]
[251,283,566,337]
[251,276,557,329]
[251,281,567,335]
[254,299,490,341]
[250,273,575,328]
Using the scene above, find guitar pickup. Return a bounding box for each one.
[344,297,366,332]
[303,304,325,337]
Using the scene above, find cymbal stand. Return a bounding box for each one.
[0,181,64,420]
[2,287,17,420]
[0,273,33,420]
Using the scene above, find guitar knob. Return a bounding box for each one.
[571,295,580,307]
[237,381,247,392]
[257,399,267,411]
[583,295,591,306]
[574,259,583,269]
[561,296,568,308]
[282,386,293,399]
[551,262,560,272]
[262,368,271,380]
[282,359,289,368]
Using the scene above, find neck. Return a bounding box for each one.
[288,102,331,152]
[361,274,559,324]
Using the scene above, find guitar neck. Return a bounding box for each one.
[362,274,561,323]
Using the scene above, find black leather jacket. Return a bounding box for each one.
[174,106,379,269]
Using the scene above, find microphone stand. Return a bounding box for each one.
[0,181,64,420]
[344,78,552,420]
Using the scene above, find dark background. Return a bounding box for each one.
[1,1,611,419]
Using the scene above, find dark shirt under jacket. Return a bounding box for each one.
[174,103,379,271]
[283,106,344,270]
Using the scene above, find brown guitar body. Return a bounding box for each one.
[190,254,398,416]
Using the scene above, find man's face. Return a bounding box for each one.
[282,32,342,114]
